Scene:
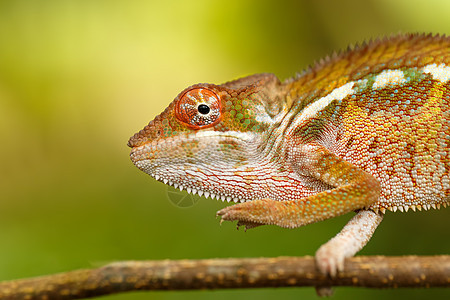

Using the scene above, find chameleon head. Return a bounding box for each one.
[128,74,288,202]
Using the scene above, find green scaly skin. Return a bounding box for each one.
[128,33,449,277]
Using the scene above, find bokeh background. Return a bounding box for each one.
[0,0,449,299]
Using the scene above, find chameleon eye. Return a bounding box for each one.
[197,104,211,115]
[175,88,222,128]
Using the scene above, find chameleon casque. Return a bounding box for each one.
[128,33,449,276]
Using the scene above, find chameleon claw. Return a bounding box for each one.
[315,286,335,297]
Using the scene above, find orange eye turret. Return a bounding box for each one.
[175,88,222,129]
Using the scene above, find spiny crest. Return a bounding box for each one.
[285,33,450,110]
[292,33,450,82]
[374,202,449,214]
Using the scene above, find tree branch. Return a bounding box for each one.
[0,256,448,299]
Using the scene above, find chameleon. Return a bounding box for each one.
[128,33,449,277]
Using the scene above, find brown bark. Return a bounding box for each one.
[0,256,448,299]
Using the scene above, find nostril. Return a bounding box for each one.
[127,131,142,148]
[127,136,135,148]
[128,121,156,148]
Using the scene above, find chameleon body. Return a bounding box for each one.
[128,34,449,276]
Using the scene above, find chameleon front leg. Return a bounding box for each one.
[217,143,382,275]
[217,143,381,228]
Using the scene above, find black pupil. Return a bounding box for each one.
[198,104,210,115]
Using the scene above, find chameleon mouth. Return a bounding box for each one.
[129,138,254,205]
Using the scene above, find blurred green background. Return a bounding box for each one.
[0,0,449,299]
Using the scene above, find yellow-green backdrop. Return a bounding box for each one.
[0,1,449,299]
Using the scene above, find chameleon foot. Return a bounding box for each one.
[216,199,276,229]
[315,243,345,277]
[315,210,384,277]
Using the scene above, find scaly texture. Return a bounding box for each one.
[128,33,449,276]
